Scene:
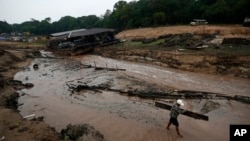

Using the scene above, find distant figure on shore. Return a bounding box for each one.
[166,99,186,137]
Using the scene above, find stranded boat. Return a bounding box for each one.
[47,28,120,54]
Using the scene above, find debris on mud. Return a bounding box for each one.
[61,124,105,141]
[200,100,220,114]
[0,50,5,56]
[31,116,44,121]
[130,33,218,49]
[7,79,34,89]
[234,95,250,104]
[66,73,164,97]
[66,77,250,104]
[0,49,23,65]
[94,66,126,71]
[95,45,250,78]
[5,92,19,109]
[158,33,217,49]
[31,50,42,57]
[222,38,250,45]
[33,64,39,69]
[0,79,5,88]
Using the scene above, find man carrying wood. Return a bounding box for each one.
[166,99,186,137]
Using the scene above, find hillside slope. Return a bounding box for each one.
[116,25,250,39]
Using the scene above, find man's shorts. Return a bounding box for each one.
[169,117,179,126]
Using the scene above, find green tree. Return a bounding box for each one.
[2,0,249,34]
[233,0,250,23]
[19,19,40,34]
[37,17,52,34]
[153,12,166,25]
[100,10,113,28]
[204,0,231,23]
[0,21,11,33]
[52,16,77,32]
[111,1,129,29]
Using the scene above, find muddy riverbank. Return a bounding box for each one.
[0,48,63,141]
[14,52,250,141]
[1,48,106,141]
[94,47,250,79]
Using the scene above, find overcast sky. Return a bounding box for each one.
[0,0,132,24]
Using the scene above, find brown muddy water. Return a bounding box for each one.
[15,51,250,141]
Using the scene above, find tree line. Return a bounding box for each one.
[0,0,249,35]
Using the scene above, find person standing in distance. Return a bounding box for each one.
[166,99,186,137]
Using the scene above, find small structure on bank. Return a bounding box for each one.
[190,19,208,26]
[243,17,250,27]
[47,28,120,53]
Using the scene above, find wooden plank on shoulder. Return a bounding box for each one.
[155,101,209,121]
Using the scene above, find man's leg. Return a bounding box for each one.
[175,126,183,137]
[166,122,171,130]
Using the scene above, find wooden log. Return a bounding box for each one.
[155,101,209,121]
[234,95,250,104]
[127,90,225,100]
[75,85,102,93]
[94,67,126,71]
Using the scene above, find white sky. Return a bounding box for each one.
[0,0,132,24]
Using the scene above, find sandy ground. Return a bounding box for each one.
[116,25,250,39]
